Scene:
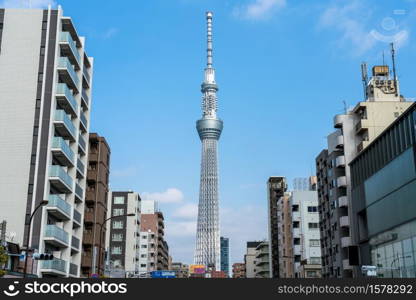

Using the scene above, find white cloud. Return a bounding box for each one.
[103,27,119,39]
[141,188,184,204]
[165,220,196,237]
[173,203,198,219]
[318,0,409,56]
[0,0,56,8]
[233,0,286,20]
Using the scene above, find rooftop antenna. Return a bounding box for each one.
[391,43,398,97]
[361,62,368,100]
[382,50,385,66]
[342,100,347,114]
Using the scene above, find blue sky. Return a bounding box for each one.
[4,0,416,266]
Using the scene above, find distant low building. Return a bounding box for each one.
[171,262,189,278]
[232,263,246,278]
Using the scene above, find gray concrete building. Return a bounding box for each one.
[0,7,93,277]
[244,241,261,278]
[254,241,270,278]
[316,62,413,278]
[105,191,141,277]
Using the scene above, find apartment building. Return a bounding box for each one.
[171,262,189,278]
[316,62,413,278]
[245,241,261,278]
[106,191,141,276]
[232,263,246,278]
[220,236,229,276]
[277,193,294,278]
[81,133,110,277]
[290,181,322,278]
[139,200,169,274]
[350,103,416,278]
[0,7,93,277]
[267,176,287,278]
[254,241,270,278]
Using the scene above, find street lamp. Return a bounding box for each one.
[96,213,135,277]
[23,200,48,278]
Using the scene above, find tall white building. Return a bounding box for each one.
[138,200,157,276]
[0,6,93,277]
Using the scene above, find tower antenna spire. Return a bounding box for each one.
[206,12,213,68]
[390,42,398,97]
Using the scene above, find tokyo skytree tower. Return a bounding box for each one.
[194,11,223,270]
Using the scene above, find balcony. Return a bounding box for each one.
[49,165,73,194]
[44,224,69,248]
[71,236,80,252]
[357,140,370,153]
[335,135,344,149]
[341,236,352,248]
[84,211,94,224]
[85,189,96,204]
[82,67,91,88]
[56,83,78,117]
[335,156,345,168]
[40,259,67,276]
[57,56,79,92]
[337,176,347,188]
[73,208,82,228]
[355,119,369,134]
[59,32,81,70]
[54,110,76,142]
[334,114,343,128]
[78,134,86,155]
[338,196,348,208]
[76,159,85,178]
[46,194,71,221]
[256,257,269,265]
[81,89,89,108]
[51,137,75,167]
[69,263,78,277]
[79,111,88,132]
[340,216,350,227]
[81,253,92,267]
[75,183,84,203]
[83,232,93,245]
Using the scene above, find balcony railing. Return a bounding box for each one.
[81,89,89,108]
[75,183,84,202]
[73,208,82,225]
[340,216,350,228]
[57,56,79,91]
[54,110,76,141]
[44,224,69,247]
[41,259,67,274]
[49,165,73,193]
[56,83,78,117]
[78,134,86,154]
[69,263,78,276]
[80,111,88,132]
[59,32,81,67]
[47,194,72,220]
[51,137,75,167]
[82,67,91,87]
[71,235,80,251]
[77,159,85,178]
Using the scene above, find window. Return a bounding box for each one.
[114,196,125,204]
[142,235,147,239]
[308,222,319,229]
[113,221,124,229]
[141,245,147,248]
[112,233,123,242]
[309,257,321,264]
[308,206,318,213]
[293,221,300,228]
[141,254,147,258]
[292,205,299,212]
[310,239,320,247]
[140,264,147,268]
[112,246,122,255]
[294,238,301,245]
[113,208,124,216]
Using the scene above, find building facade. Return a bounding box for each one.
[245,241,261,278]
[220,237,229,276]
[290,186,322,278]
[316,63,412,278]
[232,263,246,278]
[171,262,189,278]
[105,191,141,277]
[81,133,110,277]
[254,241,270,278]
[139,201,169,274]
[0,7,93,277]
[350,103,416,278]
[267,176,287,278]
[277,193,294,278]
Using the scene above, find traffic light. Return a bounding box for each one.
[32,253,54,260]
